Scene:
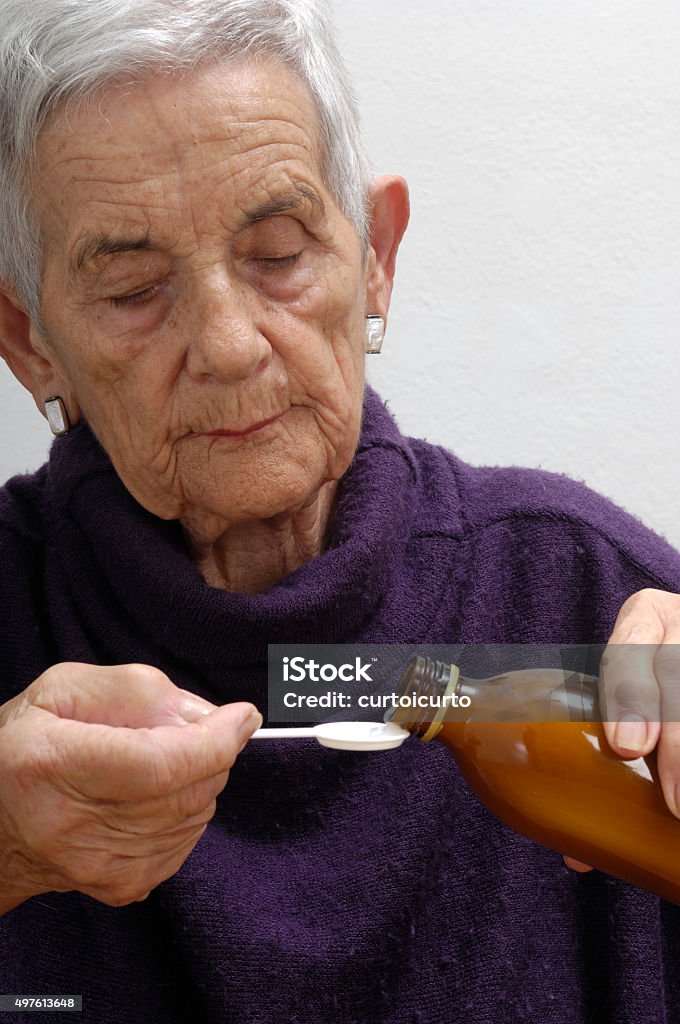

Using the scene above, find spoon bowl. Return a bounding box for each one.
[250,721,409,752]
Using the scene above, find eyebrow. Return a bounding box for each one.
[69,183,325,277]
[70,233,153,277]
[241,182,326,227]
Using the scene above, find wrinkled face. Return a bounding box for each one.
[32,60,375,541]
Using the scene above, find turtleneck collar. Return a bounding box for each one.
[44,385,418,668]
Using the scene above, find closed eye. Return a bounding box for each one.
[110,285,159,307]
[251,253,301,271]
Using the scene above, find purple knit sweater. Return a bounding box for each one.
[2,385,680,1024]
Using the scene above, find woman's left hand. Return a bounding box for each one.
[564,587,680,873]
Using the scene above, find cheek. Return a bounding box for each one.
[272,269,367,392]
[52,322,178,430]
[38,316,178,507]
[266,289,366,468]
[55,345,185,508]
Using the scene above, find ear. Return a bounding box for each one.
[364,175,410,321]
[0,284,80,424]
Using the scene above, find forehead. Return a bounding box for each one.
[33,59,328,253]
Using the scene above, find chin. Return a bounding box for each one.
[172,420,353,528]
[196,466,329,527]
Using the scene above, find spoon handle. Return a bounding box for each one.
[251,727,318,740]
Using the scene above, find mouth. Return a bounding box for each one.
[202,411,284,439]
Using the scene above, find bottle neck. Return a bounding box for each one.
[385,656,461,740]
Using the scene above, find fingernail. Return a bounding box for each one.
[614,714,647,752]
[238,707,263,745]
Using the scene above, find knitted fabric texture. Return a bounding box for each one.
[2,385,680,1023]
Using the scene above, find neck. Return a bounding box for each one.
[183,481,338,595]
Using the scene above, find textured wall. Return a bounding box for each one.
[2,0,680,548]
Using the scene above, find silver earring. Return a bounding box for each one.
[45,396,71,436]
[365,315,385,354]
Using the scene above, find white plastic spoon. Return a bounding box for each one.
[250,721,409,751]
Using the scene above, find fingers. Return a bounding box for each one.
[84,827,210,907]
[110,770,230,832]
[174,687,218,723]
[656,725,680,817]
[36,700,262,801]
[0,667,263,909]
[563,856,594,873]
[602,589,680,819]
[600,643,661,756]
[27,663,219,728]
[654,640,680,817]
[600,590,665,757]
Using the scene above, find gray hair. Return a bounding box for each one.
[0,0,372,323]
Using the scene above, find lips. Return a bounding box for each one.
[203,412,283,437]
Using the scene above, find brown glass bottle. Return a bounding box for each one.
[386,656,680,905]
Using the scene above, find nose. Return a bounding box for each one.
[185,271,271,383]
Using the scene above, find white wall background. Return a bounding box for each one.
[2,0,680,546]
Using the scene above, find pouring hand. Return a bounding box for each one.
[564,587,680,875]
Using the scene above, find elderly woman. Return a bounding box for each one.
[1,1,680,1022]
